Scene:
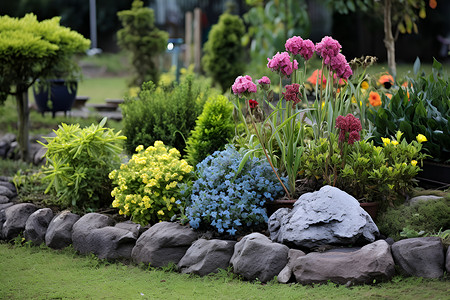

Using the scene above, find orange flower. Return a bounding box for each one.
[378,74,394,89]
[401,81,408,88]
[307,69,326,87]
[369,91,382,107]
[429,0,437,9]
[385,93,392,99]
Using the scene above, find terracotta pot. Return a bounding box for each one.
[359,202,379,221]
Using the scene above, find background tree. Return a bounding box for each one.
[202,13,246,92]
[0,14,90,161]
[117,0,168,87]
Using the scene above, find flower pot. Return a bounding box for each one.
[33,79,78,117]
[266,199,297,217]
[359,202,379,221]
[417,160,450,188]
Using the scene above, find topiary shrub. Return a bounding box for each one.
[377,196,450,240]
[202,13,246,92]
[40,118,126,212]
[121,76,209,155]
[184,95,235,166]
[183,145,287,236]
[117,0,168,87]
[109,141,193,225]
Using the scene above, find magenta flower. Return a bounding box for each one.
[282,83,301,107]
[267,52,298,77]
[232,75,257,97]
[330,53,352,79]
[335,114,362,145]
[299,39,315,61]
[285,36,303,55]
[257,76,271,85]
[315,36,342,65]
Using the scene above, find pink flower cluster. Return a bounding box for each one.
[257,76,271,85]
[315,36,352,80]
[267,52,298,77]
[232,75,257,97]
[330,53,352,79]
[285,36,315,61]
[282,83,301,107]
[335,114,362,145]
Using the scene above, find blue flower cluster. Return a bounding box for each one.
[184,145,287,235]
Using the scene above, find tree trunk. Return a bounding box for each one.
[16,85,30,162]
[383,0,397,78]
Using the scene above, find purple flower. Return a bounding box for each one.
[299,39,315,61]
[285,36,303,55]
[232,75,257,97]
[330,53,353,79]
[257,76,271,85]
[315,36,342,65]
[267,52,298,77]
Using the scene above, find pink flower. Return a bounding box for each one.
[232,75,257,97]
[335,114,362,145]
[257,76,271,85]
[267,52,298,77]
[282,83,301,107]
[249,99,259,108]
[315,36,341,65]
[330,53,352,79]
[285,37,315,61]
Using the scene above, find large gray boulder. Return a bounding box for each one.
[72,213,136,260]
[446,247,450,274]
[277,249,306,283]
[268,185,379,249]
[178,239,236,276]
[1,203,38,240]
[0,195,10,204]
[0,185,16,199]
[391,237,445,278]
[131,222,199,268]
[115,221,143,239]
[230,232,289,283]
[292,240,395,285]
[45,211,80,249]
[24,208,53,245]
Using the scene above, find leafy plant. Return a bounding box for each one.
[121,76,210,155]
[369,59,450,163]
[117,0,168,87]
[109,141,193,225]
[202,13,246,92]
[40,118,125,212]
[184,95,235,166]
[184,145,287,236]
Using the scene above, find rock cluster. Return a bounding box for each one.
[1,177,449,285]
[0,133,51,165]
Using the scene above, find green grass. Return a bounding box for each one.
[77,76,129,104]
[0,243,448,300]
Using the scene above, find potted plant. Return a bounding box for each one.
[33,78,78,117]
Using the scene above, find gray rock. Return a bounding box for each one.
[0,202,14,211]
[72,213,137,260]
[24,208,53,245]
[1,203,38,240]
[230,232,289,283]
[0,195,10,204]
[292,240,395,285]
[115,221,142,239]
[131,222,199,268]
[33,146,47,165]
[268,185,379,249]
[0,133,16,158]
[0,181,16,194]
[391,237,445,278]
[277,249,306,283]
[45,211,80,249]
[446,247,450,274]
[0,185,16,199]
[178,239,236,276]
[407,195,444,206]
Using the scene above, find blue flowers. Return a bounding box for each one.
[184,145,287,235]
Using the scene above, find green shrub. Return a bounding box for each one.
[202,13,245,92]
[109,141,193,225]
[40,118,126,212]
[121,77,209,155]
[377,196,450,240]
[117,0,168,87]
[184,95,235,166]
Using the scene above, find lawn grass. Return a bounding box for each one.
[77,76,129,104]
[0,243,448,300]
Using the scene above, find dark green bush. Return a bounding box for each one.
[121,76,209,155]
[202,13,246,92]
[184,95,235,166]
[377,196,450,240]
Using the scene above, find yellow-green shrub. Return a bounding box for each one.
[109,141,193,225]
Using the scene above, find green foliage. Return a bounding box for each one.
[121,77,209,155]
[377,197,450,241]
[40,118,126,212]
[369,59,450,163]
[117,0,168,87]
[109,141,193,225]
[301,131,428,204]
[13,169,58,206]
[0,13,90,101]
[184,95,235,166]
[202,13,246,92]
